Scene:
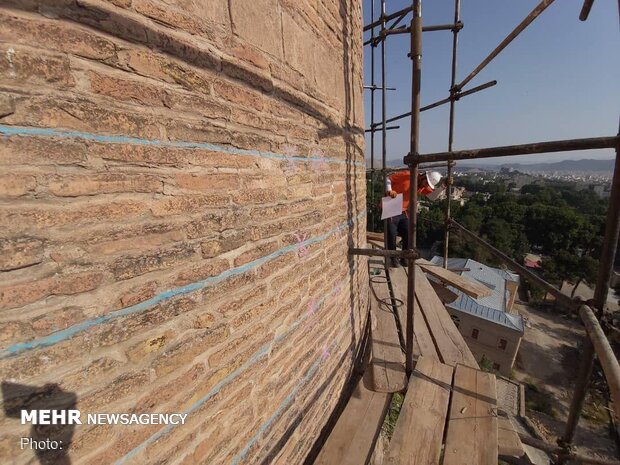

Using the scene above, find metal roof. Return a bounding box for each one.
[429,256,524,333]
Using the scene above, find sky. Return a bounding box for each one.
[363,0,619,166]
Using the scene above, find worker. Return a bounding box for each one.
[385,170,443,267]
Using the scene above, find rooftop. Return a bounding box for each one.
[429,256,524,333]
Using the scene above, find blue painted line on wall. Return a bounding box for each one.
[0,124,365,167]
[115,275,350,464]
[0,212,365,360]
[230,359,322,465]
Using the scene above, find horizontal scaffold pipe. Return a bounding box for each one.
[349,248,418,259]
[376,80,496,128]
[404,136,620,164]
[447,219,578,310]
[364,5,413,31]
[518,433,620,465]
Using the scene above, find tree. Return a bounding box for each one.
[571,256,599,298]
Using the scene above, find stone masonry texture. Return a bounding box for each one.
[0,0,368,463]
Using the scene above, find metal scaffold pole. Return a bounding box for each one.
[370,0,376,171]
[381,0,389,266]
[560,131,620,460]
[443,0,461,269]
[406,0,422,378]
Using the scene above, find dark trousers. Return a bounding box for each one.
[387,213,409,251]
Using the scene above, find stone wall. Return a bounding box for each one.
[0,0,368,463]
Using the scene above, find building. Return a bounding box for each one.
[429,257,525,376]
[524,253,542,270]
[436,185,467,206]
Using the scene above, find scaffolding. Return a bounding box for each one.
[355,0,620,463]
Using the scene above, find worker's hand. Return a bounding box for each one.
[387,190,397,198]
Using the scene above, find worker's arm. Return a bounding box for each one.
[385,178,397,198]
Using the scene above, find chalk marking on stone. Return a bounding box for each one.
[0,212,366,359]
[0,125,364,167]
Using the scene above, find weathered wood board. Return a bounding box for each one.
[315,374,391,465]
[369,274,407,393]
[442,364,498,465]
[417,258,492,299]
[414,266,479,369]
[385,356,454,465]
[389,266,439,362]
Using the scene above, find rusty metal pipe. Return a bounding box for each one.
[419,161,455,170]
[364,5,413,31]
[381,0,389,265]
[367,162,454,173]
[364,23,463,46]
[448,219,577,309]
[563,141,620,448]
[349,248,418,259]
[370,0,376,171]
[443,0,461,269]
[519,434,620,465]
[404,136,619,164]
[579,0,595,21]
[406,1,422,378]
[457,0,556,90]
[423,21,463,32]
[458,79,497,98]
[378,80,496,127]
[365,125,400,133]
[579,305,620,421]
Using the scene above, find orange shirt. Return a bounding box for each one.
[388,171,433,212]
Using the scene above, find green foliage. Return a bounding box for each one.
[479,355,493,373]
[524,381,555,418]
[365,173,607,291]
[454,177,506,194]
[381,392,404,440]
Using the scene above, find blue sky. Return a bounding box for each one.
[363,0,619,166]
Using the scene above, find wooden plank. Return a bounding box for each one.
[389,267,439,361]
[315,374,391,465]
[498,416,525,457]
[369,275,407,393]
[442,365,498,465]
[428,279,459,304]
[367,231,385,242]
[417,258,492,299]
[414,267,479,369]
[385,356,454,465]
[368,239,385,249]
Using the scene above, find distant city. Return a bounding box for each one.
[369,158,614,197]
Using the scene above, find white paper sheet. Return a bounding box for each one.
[381,193,403,220]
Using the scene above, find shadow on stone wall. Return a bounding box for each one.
[2,381,76,465]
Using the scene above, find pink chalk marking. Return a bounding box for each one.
[294,233,310,258]
[307,299,318,316]
[310,150,328,172]
[282,145,299,174]
[286,157,297,173]
[334,280,344,295]
[321,345,330,360]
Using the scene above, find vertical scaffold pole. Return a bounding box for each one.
[443,0,461,268]
[370,0,376,171]
[561,131,620,459]
[381,0,389,257]
[406,0,422,378]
